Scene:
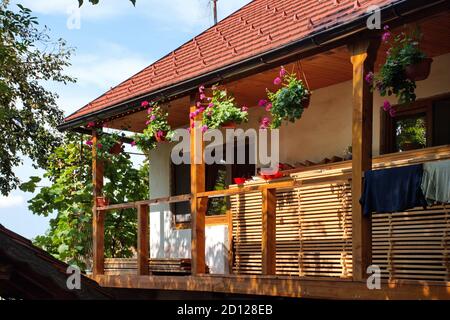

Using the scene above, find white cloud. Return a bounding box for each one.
[16,0,252,29]
[0,195,24,209]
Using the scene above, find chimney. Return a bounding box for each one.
[213,0,218,25]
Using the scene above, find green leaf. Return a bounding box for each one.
[19,176,42,193]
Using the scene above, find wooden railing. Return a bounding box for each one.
[92,145,450,280]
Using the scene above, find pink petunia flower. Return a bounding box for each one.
[85,140,93,146]
[141,101,149,107]
[189,112,196,119]
[383,25,389,31]
[156,130,165,138]
[198,107,205,113]
[199,85,205,93]
[382,31,391,42]
[201,125,208,133]
[383,100,391,112]
[200,93,206,100]
[208,103,214,108]
[365,72,374,84]
[147,107,153,114]
[279,66,287,78]
[196,101,201,107]
[258,99,268,107]
[260,117,271,129]
[150,115,156,121]
[131,141,136,146]
[241,105,248,112]
[265,103,273,111]
[273,77,282,85]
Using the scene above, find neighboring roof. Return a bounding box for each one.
[0,224,112,299]
[64,0,397,124]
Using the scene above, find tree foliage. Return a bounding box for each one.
[21,135,149,271]
[0,1,74,195]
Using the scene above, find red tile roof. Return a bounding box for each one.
[65,0,395,123]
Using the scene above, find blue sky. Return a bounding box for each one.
[0,0,251,239]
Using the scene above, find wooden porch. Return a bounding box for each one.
[85,7,450,299]
[91,146,450,299]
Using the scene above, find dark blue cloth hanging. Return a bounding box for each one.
[360,164,427,215]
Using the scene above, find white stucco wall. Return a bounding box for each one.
[148,143,229,274]
[147,53,450,274]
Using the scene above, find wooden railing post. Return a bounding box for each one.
[92,129,105,276]
[262,188,276,275]
[190,96,206,275]
[137,204,149,275]
[348,38,380,281]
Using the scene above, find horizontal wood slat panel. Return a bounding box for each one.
[231,179,353,278]
[372,205,450,282]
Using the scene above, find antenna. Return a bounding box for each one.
[213,0,218,25]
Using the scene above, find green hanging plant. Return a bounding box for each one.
[262,66,311,129]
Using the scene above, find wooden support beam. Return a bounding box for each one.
[261,188,276,275]
[190,97,206,275]
[92,129,105,276]
[348,38,380,281]
[137,204,150,275]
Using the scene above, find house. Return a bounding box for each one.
[0,224,112,299]
[59,0,450,299]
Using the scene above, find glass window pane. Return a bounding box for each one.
[394,115,427,152]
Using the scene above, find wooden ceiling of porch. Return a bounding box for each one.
[105,10,450,133]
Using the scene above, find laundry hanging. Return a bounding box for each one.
[360,164,427,215]
[421,159,450,205]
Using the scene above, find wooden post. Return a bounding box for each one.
[190,96,206,275]
[262,188,276,275]
[348,38,380,281]
[137,204,149,275]
[92,129,105,276]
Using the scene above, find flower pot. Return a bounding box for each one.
[109,142,123,155]
[221,121,237,129]
[233,177,247,185]
[405,58,433,81]
[96,196,109,207]
[154,131,167,143]
[302,95,311,109]
[400,142,423,151]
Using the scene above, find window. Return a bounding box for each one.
[171,142,255,227]
[380,94,450,154]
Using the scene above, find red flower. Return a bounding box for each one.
[85,140,93,146]
[97,143,103,149]
[141,101,149,107]
[265,103,272,111]
[258,99,268,107]
[273,77,282,85]
[86,121,96,128]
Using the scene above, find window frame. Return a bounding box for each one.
[380,92,450,154]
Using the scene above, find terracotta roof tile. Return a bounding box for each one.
[65,0,396,123]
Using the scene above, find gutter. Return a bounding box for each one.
[58,0,449,132]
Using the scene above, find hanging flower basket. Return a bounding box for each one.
[405,58,433,81]
[109,142,123,155]
[263,66,312,129]
[233,177,247,185]
[200,87,248,130]
[221,121,237,129]
[133,102,173,152]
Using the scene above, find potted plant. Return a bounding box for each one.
[368,26,432,106]
[396,117,426,151]
[263,66,311,129]
[85,127,125,160]
[134,102,173,150]
[200,87,248,130]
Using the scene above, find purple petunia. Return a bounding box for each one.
[365,72,374,84]
[383,100,391,112]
